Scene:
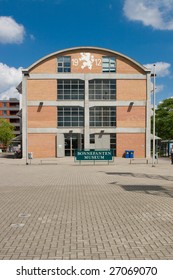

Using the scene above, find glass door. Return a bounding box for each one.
[64,133,83,156]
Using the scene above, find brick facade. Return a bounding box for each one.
[28,134,56,158]
[22,47,151,159]
[116,133,146,158]
[27,80,57,101]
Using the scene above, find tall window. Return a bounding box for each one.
[57,79,84,100]
[110,134,116,155]
[57,56,71,72]
[102,57,116,72]
[89,79,116,100]
[58,107,84,127]
[90,107,116,127]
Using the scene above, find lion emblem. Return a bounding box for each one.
[79,52,95,70]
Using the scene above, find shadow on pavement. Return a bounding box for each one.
[110,182,173,198]
[105,172,173,181]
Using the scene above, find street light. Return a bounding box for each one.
[151,64,156,167]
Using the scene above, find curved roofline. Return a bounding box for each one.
[26,46,151,73]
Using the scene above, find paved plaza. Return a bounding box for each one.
[0,155,173,260]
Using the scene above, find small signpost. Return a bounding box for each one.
[74,150,114,164]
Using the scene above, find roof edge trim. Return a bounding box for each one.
[25,46,151,73]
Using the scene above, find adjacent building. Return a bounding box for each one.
[0,98,20,138]
[21,47,151,159]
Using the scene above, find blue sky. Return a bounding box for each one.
[0,0,173,104]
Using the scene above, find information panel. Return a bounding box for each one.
[75,150,114,161]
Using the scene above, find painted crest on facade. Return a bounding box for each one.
[79,52,95,70]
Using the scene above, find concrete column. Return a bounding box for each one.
[84,78,90,150]
[22,73,28,163]
[146,73,151,158]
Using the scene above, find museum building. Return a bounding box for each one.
[20,47,151,159]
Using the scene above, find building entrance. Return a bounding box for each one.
[64,133,84,156]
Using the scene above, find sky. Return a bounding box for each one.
[0,0,173,104]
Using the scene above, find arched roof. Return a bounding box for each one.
[26,46,150,73]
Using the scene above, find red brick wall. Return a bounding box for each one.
[28,106,57,128]
[28,134,56,158]
[30,57,57,74]
[117,107,146,128]
[116,133,145,157]
[26,48,147,158]
[29,49,146,75]
[117,57,145,74]
[27,80,57,101]
[117,80,147,100]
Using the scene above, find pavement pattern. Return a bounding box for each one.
[0,156,173,260]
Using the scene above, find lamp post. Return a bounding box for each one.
[152,64,156,167]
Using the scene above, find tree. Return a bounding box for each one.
[0,119,14,150]
[155,98,173,140]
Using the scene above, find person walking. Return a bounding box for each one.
[171,145,173,165]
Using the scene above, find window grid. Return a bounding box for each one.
[102,56,116,72]
[57,56,71,72]
[89,79,116,100]
[89,107,116,127]
[90,134,95,144]
[58,107,84,127]
[57,79,84,100]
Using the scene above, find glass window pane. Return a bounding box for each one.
[64,62,70,67]
[79,84,84,89]
[102,57,116,72]
[58,57,63,62]
[64,56,70,62]
[57,79,84,100]
[58,122,63,127]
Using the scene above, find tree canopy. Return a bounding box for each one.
[0,119,14,149]
[155,98,173,140]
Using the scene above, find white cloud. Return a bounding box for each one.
[0,63,22,100]
[156,84,164,92]
[0,16,25,44]
[0,86,20,100]
[144,62,171,77]
[123,0,173,30]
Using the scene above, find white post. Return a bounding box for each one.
[152,64,156,167]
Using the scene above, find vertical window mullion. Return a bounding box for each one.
[70,107,72,127]
[78,107,79,127]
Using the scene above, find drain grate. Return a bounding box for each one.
[10,224,25,228]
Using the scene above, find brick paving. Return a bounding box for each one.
[0,156,173,260]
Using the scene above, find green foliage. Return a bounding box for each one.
[155,98,173,140]
[0,119,14,149]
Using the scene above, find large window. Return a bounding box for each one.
[57,79,84,100]
[57,56,71,72]
[89,79,116,100]
[102,56,116,72]
[90,107,116,127]
[58,107,84,127]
